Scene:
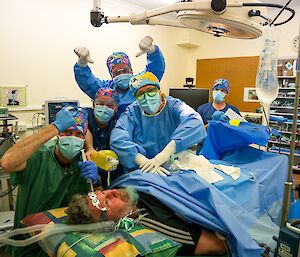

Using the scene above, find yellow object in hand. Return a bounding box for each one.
[91,150,119,172]
[229,119,241,126]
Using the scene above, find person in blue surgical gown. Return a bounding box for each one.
[73,36,165,118]
[197,78,240,126]
[110,71,207,175]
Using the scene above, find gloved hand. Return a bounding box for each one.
[212,111,230,122]
[78,161,98,185]
[135,153,149,167]
[52,108,75,133]
[136,36,156,57]
[135,154,170,176]
[74,46,94,67]
[139,141,176,175]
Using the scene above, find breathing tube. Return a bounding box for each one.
[0,221,115,247]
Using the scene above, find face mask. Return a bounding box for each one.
[212,91,225,103]
[94,105,114,124]
[113,73,132,91]
[58,136,84,160]
[138,93,161,115]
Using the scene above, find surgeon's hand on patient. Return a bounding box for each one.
[78,161,98,185]
[74,46,94,67]
[136,36,156,57]
[135,153,170,176]
[52,108,75,133]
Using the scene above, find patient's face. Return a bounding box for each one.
[87,189,132,221]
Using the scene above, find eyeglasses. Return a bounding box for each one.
[135,87,159,101]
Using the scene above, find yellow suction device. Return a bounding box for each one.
[91,150,119,187]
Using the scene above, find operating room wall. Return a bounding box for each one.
[0,1,299,137]
[0,0,189,135]
[185,6,300,81]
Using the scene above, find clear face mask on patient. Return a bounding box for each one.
[212,91,225,103]
[58,136,84,160]
[113,73,132,91]
[138,93,161,115]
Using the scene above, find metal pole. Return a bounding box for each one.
[280,24,300,227]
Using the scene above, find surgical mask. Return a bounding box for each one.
[94,105,114,124]
[58,136,84,160]
[113,73,132,91]
[212,91,225,103]
[138,93,161,115]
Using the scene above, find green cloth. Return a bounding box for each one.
[8,139,89,257]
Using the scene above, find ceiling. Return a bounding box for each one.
[119,0,300,10]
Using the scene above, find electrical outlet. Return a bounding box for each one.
[18,124,27,132]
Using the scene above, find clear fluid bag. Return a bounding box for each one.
[255,26,279,106]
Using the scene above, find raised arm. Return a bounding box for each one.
[0,125,59,172]
[73,46,113,99]
[145,45,165,81]
[0,108,75,172]
[136,36,165,81]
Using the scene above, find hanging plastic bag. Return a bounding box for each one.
[255,26,279,106]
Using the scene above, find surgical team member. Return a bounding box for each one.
[197,78,240,126]
[84,88,124,188]
[110,71,206,175]
[73,36,165,117]
[0,107,98,257]
[85,88,118,153]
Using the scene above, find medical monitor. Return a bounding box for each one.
[44,99,80,125]
[169,88,210,111]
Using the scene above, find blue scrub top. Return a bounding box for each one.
[85,107,116,151]
[197,102,240,125]
[74,46,165,118]
[85,107,125,187]
[110,96,207,170]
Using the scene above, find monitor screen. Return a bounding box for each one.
[44,100,80,125]
[169,88,210,111]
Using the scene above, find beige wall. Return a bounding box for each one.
[184,6,300,81]
[0,1,299,135]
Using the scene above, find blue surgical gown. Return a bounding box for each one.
[110,96,207,170]
[197,102,240,125]
[74,46,165,117]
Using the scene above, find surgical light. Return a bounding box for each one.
[90,0,295,39]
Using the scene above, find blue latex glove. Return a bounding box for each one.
[212,111,230,122]
[52,108,75,132]
[78,161,98,185]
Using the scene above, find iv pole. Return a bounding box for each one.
[280,24,300,227]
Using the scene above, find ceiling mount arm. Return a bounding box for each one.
[243,2,295,26]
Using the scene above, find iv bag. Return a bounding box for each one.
[255,26,279,106]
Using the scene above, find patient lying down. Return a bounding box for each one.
[66,187,227,256]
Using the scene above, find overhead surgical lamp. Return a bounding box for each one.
[90,0,295,39]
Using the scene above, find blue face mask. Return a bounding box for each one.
[212,91,225,103]
[113,73,132,91]
[94,105,114,124]
[138,93,161,115]
[58,136,84,160]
